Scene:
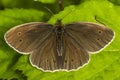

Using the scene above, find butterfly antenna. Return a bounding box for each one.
[95,15,106,26]
[44,0,63,16]
[44,6,55,16]
[58,0,75,21]
[61,8,75,21]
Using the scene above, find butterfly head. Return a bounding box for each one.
[55,19,62,28]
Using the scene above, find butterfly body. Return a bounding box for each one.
[54,20,64,56]
[4,20,114,72]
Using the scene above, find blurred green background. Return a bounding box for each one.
[0,0,120,80]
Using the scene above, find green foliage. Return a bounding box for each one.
[109,0,120,5]
[38,0,56,3]
[0,0,120,80]
[1,0,34,8]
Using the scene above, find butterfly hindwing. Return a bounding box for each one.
[30,33,90,71]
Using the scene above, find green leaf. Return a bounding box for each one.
[0,0,120,80]
[37,0,56,3]
[0,8,46,79]
[109,0,120,5]
[1,0,34,8]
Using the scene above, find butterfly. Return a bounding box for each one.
[4,19,114,72]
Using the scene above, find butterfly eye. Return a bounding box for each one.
[17,32,21,36]
[97,38,100,41]
[65,60,67,63]
[98,30,102,34]
[19,39,23,42]
[71,59,74,62]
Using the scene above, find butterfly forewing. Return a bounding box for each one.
[4,22,53,53]
[65,22,114,52]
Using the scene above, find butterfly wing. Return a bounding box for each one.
[61,35,89,70]
[30,35,59,71]
[65,22,114,52]
[4,22,53,54]
[30,33,89,71]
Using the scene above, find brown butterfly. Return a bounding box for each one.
[4,20,114,72]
